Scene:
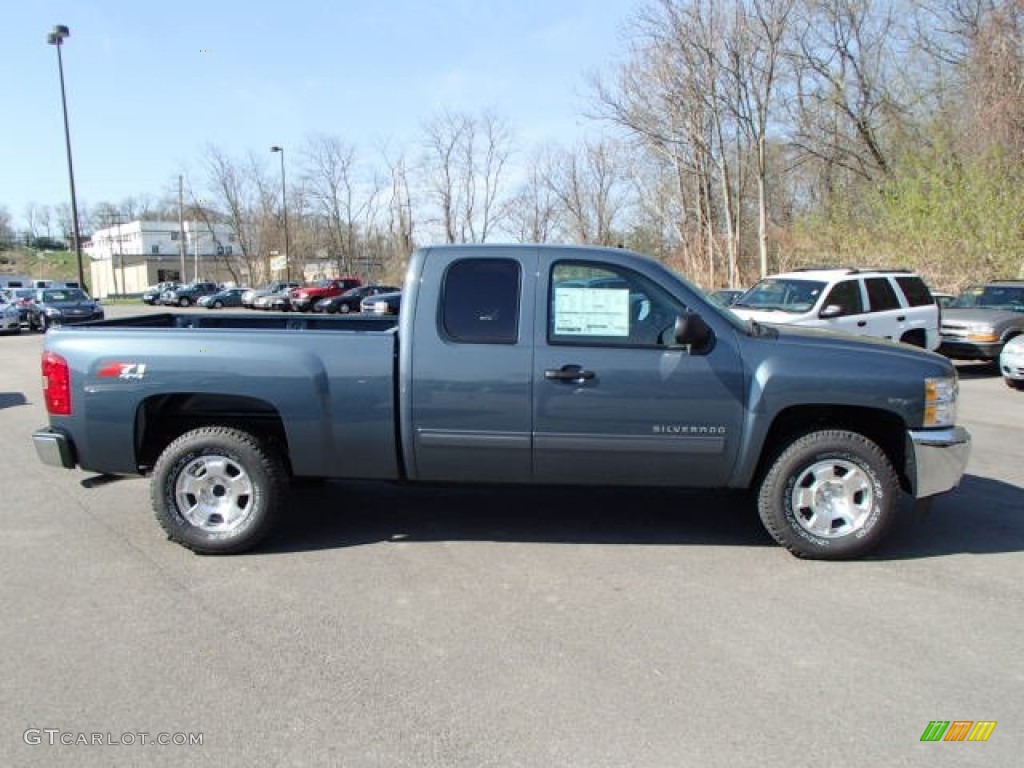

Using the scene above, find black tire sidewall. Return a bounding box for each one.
[151,428,284,554]
[759,431,897,559]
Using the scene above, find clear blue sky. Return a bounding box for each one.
[2,1,636,229]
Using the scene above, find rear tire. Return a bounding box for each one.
[339,304,351,314]
[757,429,898,559]
[179,297,190,307]
[150,427,286,555]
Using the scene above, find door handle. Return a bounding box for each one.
[545,365,595,382]
[897,315,906,322]
[857,321,867,327]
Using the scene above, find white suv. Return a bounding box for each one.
[729,268,940,350]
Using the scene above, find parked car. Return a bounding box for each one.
[142,282,179,305]
[2,288,36,324]
[937,280,1024,361]
[0,293,21,334]
[198,287,247,309]
[360,290,402,315]
[730,267,940,349]
[253,289,294,311]
[314,284,401,314]
[289,278,362,312]
[1000,334,1024,390]
[241,282,301,308]
[28,287,104,331]
[161,281,221,307]
[709,288,744,307]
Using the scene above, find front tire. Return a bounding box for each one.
[1006,377,1024,390]
[757,430,898,559]
[179,297,191,307]
[150,427,286,554]
[213,300,224,308]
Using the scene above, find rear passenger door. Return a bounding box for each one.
[862,277,904,341]
[407,252,535,484]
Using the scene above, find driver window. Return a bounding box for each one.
[549,262,682,347]
[822,280,863,317]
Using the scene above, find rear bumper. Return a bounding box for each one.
[906,426,971,498]
[33,428,76,469]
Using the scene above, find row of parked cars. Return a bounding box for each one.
[140,278,404,315]
[0,286,105,333]
[707,267,1024,390]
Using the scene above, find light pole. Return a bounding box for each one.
[270,145,291,282]
[47,24,87,293]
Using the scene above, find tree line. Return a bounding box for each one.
[5,0,1022,291]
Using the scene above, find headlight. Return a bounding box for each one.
[963,323,998,342]
[924,376,958,427]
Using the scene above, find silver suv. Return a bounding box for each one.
[730,268,940,349]
[938,280,1024,361]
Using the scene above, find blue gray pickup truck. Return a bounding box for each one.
[33,244,971,559]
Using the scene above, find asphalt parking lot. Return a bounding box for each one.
[1,305,1022,767]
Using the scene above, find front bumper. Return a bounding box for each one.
[938,339,1001,360]
[33,428,76,469]
[906,426,971,498]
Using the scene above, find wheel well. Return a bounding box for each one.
[136,393,289,473]
[755,405,909,491]
[899,329,926,347]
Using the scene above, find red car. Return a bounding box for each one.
[288,278,362,312]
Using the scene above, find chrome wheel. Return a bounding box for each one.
[790,458,873,539]
[174,453,255,533]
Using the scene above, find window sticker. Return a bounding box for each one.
[554,287,630,336]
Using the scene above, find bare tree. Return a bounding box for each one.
[542,138,631,246]
[420,109,514,243]
[301,134,382,278]
[724,0,795,278]
[788,0,905,186]
[200,145,267,284]
[504,147,564,243]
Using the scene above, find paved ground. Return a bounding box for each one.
[1,307,1021,767]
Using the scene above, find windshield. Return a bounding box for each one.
[949,285,1024,312]
[733,278,826,313]
[42,289,89,302]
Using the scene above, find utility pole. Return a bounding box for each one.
[178,175,186,282]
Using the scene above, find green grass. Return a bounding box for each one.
[0,247,78,282]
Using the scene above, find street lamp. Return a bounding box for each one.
[270,145,291,282]
[47,24,87,293]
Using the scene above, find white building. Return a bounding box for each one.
[85,220,242,298]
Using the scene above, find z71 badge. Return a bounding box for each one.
[97,362,148,381]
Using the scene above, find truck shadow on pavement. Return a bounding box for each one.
[262,473,1024,559]
[0,392,28,410]
[879,474,1024,559]
[267,484,773,554]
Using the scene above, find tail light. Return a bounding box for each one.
[42,351,72,415]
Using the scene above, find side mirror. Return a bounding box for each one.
[819,304,843,318]
[673,311,713,349]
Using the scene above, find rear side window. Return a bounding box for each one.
[864,277,901,311]
[894,276,934,307]
[441,259,520,344]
